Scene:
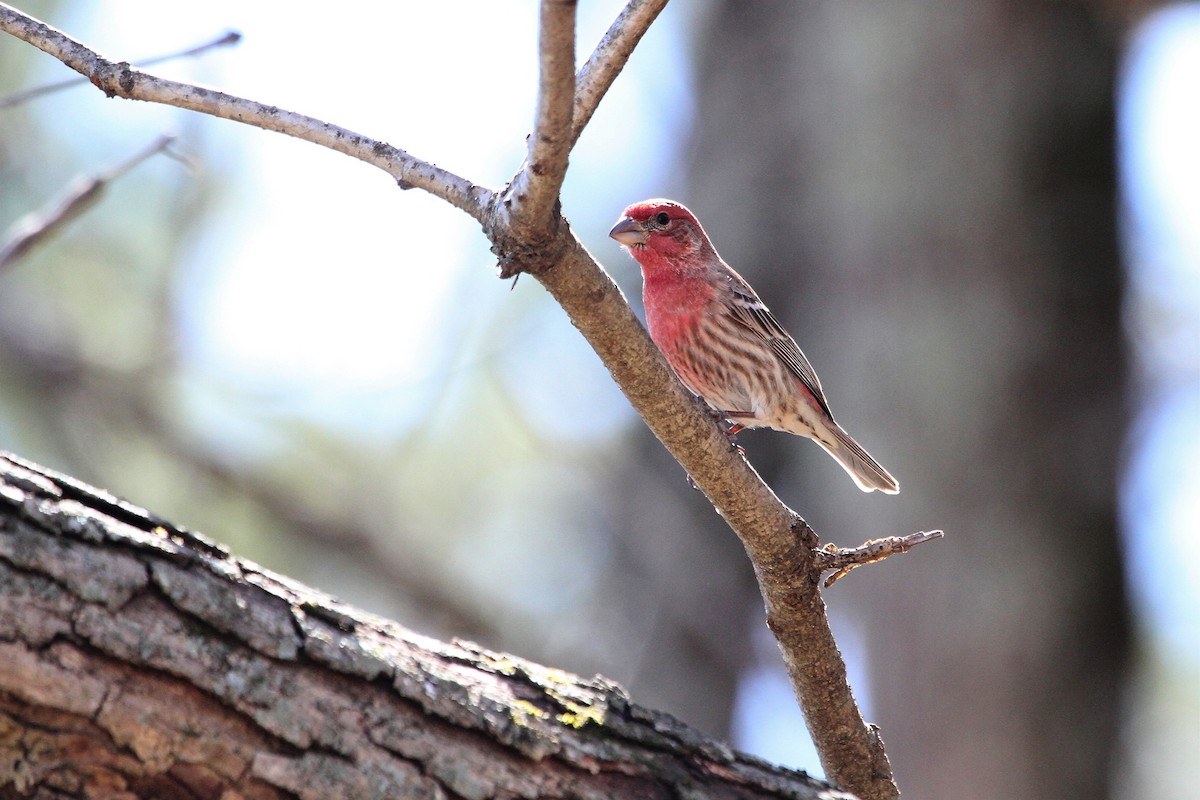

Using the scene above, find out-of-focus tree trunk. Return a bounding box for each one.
[686,2,1130,799]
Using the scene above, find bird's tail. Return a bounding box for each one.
[816,420,900,494]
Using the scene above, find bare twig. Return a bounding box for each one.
[816,530,946,587]
[572,0,669,146]
[0,6,492,220]
[505,0,576,229]
[0,133,176,270]
[0,30,240,109]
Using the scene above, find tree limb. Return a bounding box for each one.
[504,0,577,230]
[0,29,240,109]
[0,5,491,219]
[572,0,670,146]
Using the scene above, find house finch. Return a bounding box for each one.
[609,199,899,494]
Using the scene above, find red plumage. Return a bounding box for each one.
[609,198,899,494]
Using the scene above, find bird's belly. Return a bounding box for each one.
[660,336,824,438]
[648,307,821,434]
[660,338,766,419]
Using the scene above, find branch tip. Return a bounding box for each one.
[0,133,177,270]
[817,530,944,587]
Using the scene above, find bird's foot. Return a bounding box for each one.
[684,408,749,489]
[719,416,749,457]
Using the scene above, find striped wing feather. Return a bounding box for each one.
[726,284,834,418]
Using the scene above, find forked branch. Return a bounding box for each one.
[505,0,577,230]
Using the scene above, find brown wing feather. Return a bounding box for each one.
[725,281,835,418]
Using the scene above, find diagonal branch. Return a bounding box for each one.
[571,0,670,147]
[0,453,858,800]
[0,29,240,109]
[0,5,492,220]
[0,133,176,270]
[534,238,904,799]
[504,0,576,231]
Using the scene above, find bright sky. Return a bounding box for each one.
[1119,4,1200,668]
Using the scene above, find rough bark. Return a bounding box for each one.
[0,452,852,800]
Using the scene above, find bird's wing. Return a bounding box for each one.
[726,281,834,418]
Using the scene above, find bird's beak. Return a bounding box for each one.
[608,216,647,247]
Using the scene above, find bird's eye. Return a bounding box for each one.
[654,212,670,226]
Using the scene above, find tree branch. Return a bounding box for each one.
[0,134,176,270]
[572,0,670,146]
[0,29,240,109]
[535,239,906,798]
[0,5,492,220]
[504,0,577,232]
[817,530,946,588]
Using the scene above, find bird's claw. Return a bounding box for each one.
[683,405,747,490]
[720,419,746,456]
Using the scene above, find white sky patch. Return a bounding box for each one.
[155,1,537,394]
[1119,4,1200,666]
[1122,6,1200,272]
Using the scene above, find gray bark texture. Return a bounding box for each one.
[0,452,853,800]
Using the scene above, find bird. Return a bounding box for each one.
[608,198,899,494]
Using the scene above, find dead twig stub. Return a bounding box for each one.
[816,530,946,587]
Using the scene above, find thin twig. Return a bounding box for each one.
[572,0,669,147]
[0,133,176,270]
[816,530,946,587]
[0,5,493,221]
[506,0,576,227]
[0,30,241,110]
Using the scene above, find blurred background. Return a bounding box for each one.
[1,2,1195,799]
